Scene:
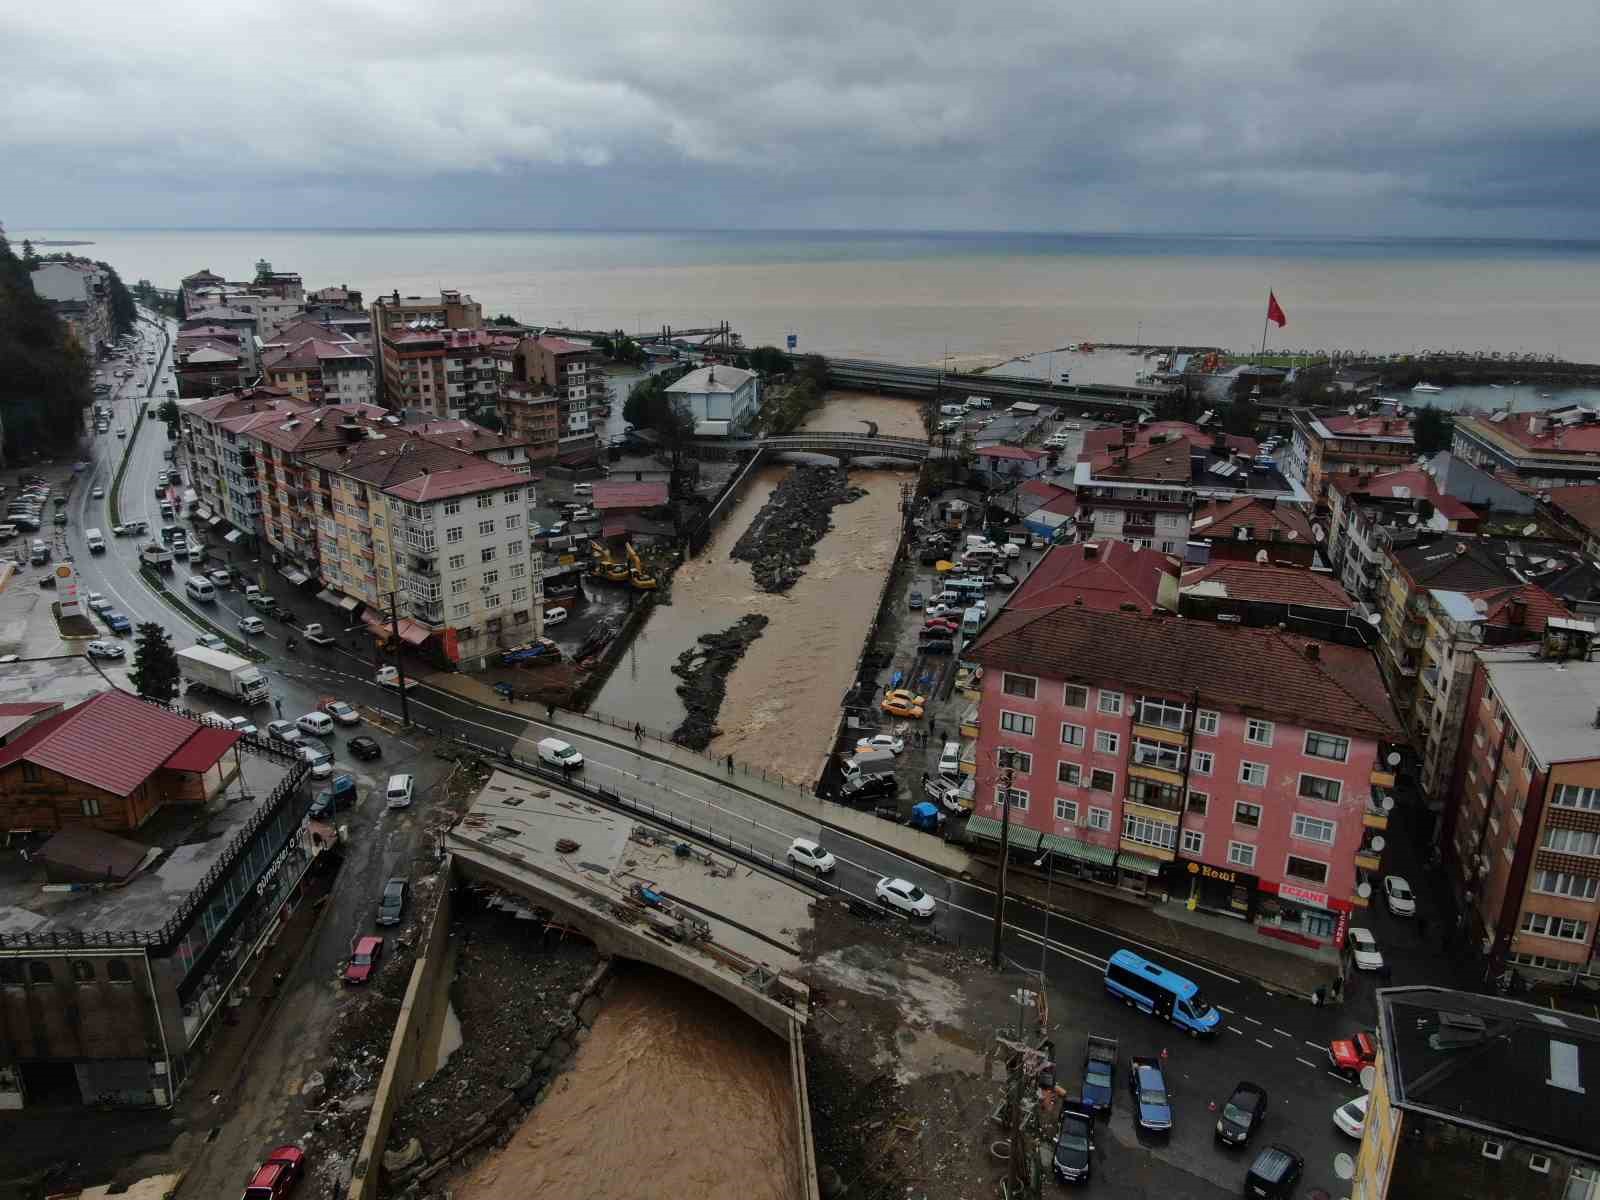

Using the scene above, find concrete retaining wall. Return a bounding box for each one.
[347,866,454,1200]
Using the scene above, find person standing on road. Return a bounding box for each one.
[726,753,734,775]
[634,722,643,743]
[274,698,283,719]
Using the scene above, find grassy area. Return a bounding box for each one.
[107,402,147,529]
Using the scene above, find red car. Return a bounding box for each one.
[1328,1030,1377,1079]
[243,1145,304,1200]
[343,935,384,985]
[923,618,959,634]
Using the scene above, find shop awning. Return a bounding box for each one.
[397,618,430,645]
[1117,851,1165,877]
[1040,833,1117,867]
[339,596,361,613]
[224,528,244,543]
[194,505,213,521]
[208,515,225,528]
[316,588,341,606]
[280,567,310,586]
[964,814,1041,851]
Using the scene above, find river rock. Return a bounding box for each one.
[730,465,863,593]
[383,1137,423,1173]
[670,614,768,750]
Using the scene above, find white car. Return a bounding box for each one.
[266,720,302,745]
[196,634,226,651]
[1333,1093,1369,1139]
[925,603,954,620]
[385,774,415,809]
[228,716,259,737]
[298,746,334,779]
[1348,927,1384,972]
[323,699,360,726]
[91,486,105,499]
[199,711,230,728]
[85,639,124,660]
[207,568,232,587]
[86,592,111,613]
[1383,875,1416,917]
[875,876,936,918]
[544,606,568,626]
[239,615,266,635]
[295,712,335,737]
[855,734,905,756]
[786,837,837,875]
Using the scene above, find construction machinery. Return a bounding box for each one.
[588,539,630,584]
[625,542,658,591]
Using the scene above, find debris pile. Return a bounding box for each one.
[670,613,768,749]
[730,465,864,592]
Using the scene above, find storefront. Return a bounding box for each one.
[1116,850,1164,896]
[1039,833,1119,888]
[1172,858,1257,920]
[1258,880,1343,943]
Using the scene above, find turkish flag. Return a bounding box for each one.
[1267,291,1287,328]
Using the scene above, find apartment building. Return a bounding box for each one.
[1188,496,1316,567]
[1454,406,1600,487]
[181,307,259,373]
[1326,468,1479,604]
[666,364,760,436]
[369,288,483,337]
[1354,986,1600,1200]
[966,599,1402,940]
[173,326,249,399]
[519,336,605,450]
[260,324,375,407]
[30,261,112,352]
[496,382,561,464]
[375,326,515,419]
[1179,560,1356,629]
[181,263,306,340]
[409,418,534,472]
[1445,625,1600,984]
[1285,410,1415,508]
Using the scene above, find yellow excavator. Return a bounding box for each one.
[588,539,630,584]
[626,542,658,591]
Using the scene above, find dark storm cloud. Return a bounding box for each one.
[3,0,1598,233]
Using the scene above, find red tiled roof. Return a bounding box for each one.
[592,481,669,510]
[1019,479,1070,506]
[1326,467,1476,521]
[969,607,1401,740]
[975,445,1045,461]
[1097,440,1193,482]
[1318,414,1413,439]
[1007,541,1176,615]
[1181,561,1354,609]
[1190,496,1314,544]
[1461,411,1600,455]
[0,703,58,716]
[1036,492,1080,518]
[0,692,210,797]
[536,335,590,355]
[1083,423,1258,459]
[1474,584,1570,630]
[382,459,526,503]
[163,726,241,773]
[1546,485,1600,538]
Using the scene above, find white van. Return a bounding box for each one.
[964,395,992,410]
[85,528,106,554]
[939,404,965,417]
[961,606,985,635]
[184,576,216,602]
[544,606,568,626]
[938,741,962,778]
[572,483,593,495]
[537,737,584,771]
[840,747,896,779]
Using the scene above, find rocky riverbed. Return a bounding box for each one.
[730,465,866,592]
[670,613,768,749]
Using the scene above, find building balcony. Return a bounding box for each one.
[1119,837,1176,863]
[1355,845,1383,872]
[1132,721,1188,747]
[1128,760,1184,789]
[1400,623,1426,649]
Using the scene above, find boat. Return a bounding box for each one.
[1489,384,1504,390]
[1412,383,1443,394]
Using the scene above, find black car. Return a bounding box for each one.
[1052,1104,1095,1184]
[1216,1081,1268,1147]
[376,878,408,927]
[838,771,898,803]
[1244,1145,1304,1199]
[348,735,382,761]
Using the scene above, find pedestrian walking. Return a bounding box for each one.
[726,753,734,775]
[634,722,644,743]
[274,698,283,718]
[547,703,555,722]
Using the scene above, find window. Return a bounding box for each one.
[512,587,528,603]
[1060,723,1085,748]
[1090,768,1116,793]
[443,500,461,516]
[481,547,497,564]
[451,579,467,595]
[1239,761,1267,787]
[1087,807,1112,832]
[448,553,465,570]
[446,526,463,544]
[1529,1154,1550,1174]
[1234,801,1262,828]
[1292,814,1337,844]
[28,960,52,984]
[1534,870,1600,900]
[81,797,101,817]
[1544,828,1600,857]
[1123,813,1177,850]
[1298,774,1342,804]
[106,959,132,983]
[510,562,526,578]
[477,494,495,509]
[1057,761,1083,787]
[504,488,520,503]
[1097,689,1123,715]
[1132,738,1181,771]
[452,602,470,618]
[994,786,1029,812]
[1304,731,1351,762]
[484,593,501,609]
[1002,751,1033,774]
[22,763,40,783]
[1000,711,1036,736]
[1063,684,1088,709]
[71,960,95,982]
[1136,697,1189,730]
[505,514,520,530]
[1186,790,1209,815]
[481,569,499,587]
[1228,841,1257,868]
[478,519,496,536]
[1522,912,1590,942]
[1181,828,1205,855]
[1002,673,1037,699]
[1055,797,1078,822]
[1191,750,1213,776]
[1554,784,1600,812]
[1482,1142,1504,1162]
[1285,855,1330,885]
[1196,709,1220,736]
[1094,731,1120,755]
[1245,718,1275,746]
[1566,1166,1600,1200]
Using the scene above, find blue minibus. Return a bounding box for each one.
[1103,948,1221,1036]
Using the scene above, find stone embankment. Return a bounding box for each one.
[670,613,768,749]
[730,465,865,592]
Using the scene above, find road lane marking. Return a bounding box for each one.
[1327,1072,1351,1084]
[1306,1040,1326,1051]
[1227,1026,1245,1035]
[1215,1004,1234,1013]
[1241,1015,1261,1025]
[1295,1057,1319,1070]
[1275,1028,1294,1039]
[1254,1038,1273,1050]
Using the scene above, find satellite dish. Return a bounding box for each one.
[1359,1064,1377,1091]
[1335,1152,1357,1181]
[1386,751,1401,766]
[1407,514,1418,526]
[1523,523,1538,535]
[1370,835,1386,853]
[1357,881,1373,898]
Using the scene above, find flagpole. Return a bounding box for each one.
[1260,292,1271,363]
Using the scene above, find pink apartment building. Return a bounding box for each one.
[966,600,1403,949]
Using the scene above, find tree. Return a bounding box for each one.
[623,364,693,429]
[157,399,180,424]
[489,313,521,327]
[20,240,37,267]
[0,232,91,457]
[744,345,792,376]
[1413,405,1454,455]
[97,261,136,337]
[129,622,180,702]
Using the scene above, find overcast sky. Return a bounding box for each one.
[6,0,1599,236]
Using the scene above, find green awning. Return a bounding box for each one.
[1040,833,1117,867]
[965,814,1041,851]
[1117,850,1165,877]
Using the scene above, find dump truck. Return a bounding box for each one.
[177,646,269,705]
[1082,1034,1118,1115]
[140,542,174,573]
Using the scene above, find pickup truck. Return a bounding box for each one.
[375,665,417,690]
[302,622,336,647]
[1082,1034,1118,1115]
[1128,1055,1173,1132]
[1328,1030,1377,1081]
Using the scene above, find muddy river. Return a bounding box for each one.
[591,391,923,783]
[449,965,801,1200]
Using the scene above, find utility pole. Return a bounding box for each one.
[388,589,411,727]
[991,748,1017,969]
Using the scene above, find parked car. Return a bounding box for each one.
[385,773,414,809]
[348,735,382,761]
[1244,1145,1304,1199]
[239,615,266,635]
[85,592,111,613]
[102,610,131,635]
[343,935,384,985]
[376,878,408,927]
[85,639,124,660]
[1216,1081,1268,1147]
[786,837,836,874]
[854,734,904,756]
[1129,1056,1173,1132]
[544,605,569,626]
[91,486,104,499]
[228,715,259,737]
[907,590,924,609]
[321,699,361,726]
[297,746,334,779]
[1383,875,1416,917]
[242,1144,305,1200]
[266,720,302,746]
[208,568,232,587]
[196,634,226,651]
[875,876,936,918]
[1328,1030,1377,1081]
[1052,1104,1095,1185]
[838,771,898,804]
[1347,927,1384,971]
[296,711,335,738]
[1332,1093,1368,1138]
[880,689,926,719]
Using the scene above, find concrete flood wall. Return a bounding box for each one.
[686,445,768,556]
[348,867,455,1200]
